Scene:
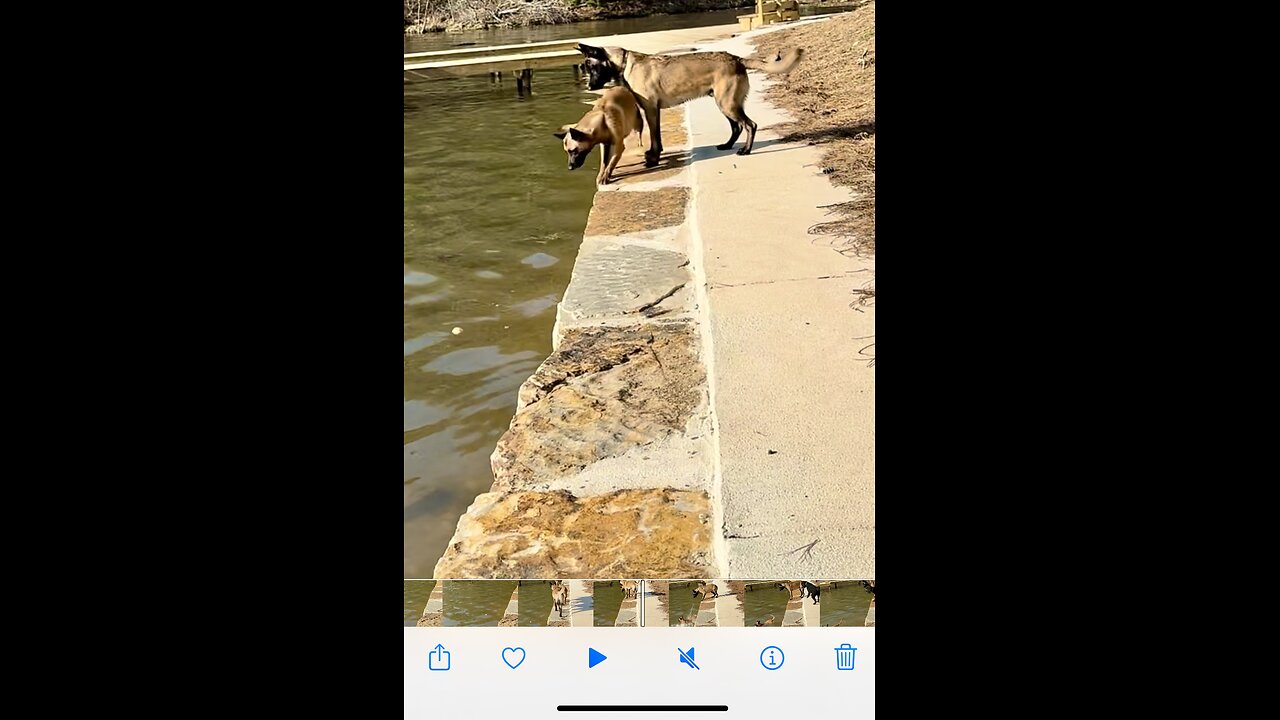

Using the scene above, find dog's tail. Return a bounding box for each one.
[635,103,645,149]
[742,48,804,74]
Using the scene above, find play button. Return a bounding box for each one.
[588,648,607,668]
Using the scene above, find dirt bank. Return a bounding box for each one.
[752,2,875,259]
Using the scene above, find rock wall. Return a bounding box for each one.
[433,107,717,579]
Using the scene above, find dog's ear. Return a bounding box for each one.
[576,43,607,60]
[553,125,573,140]
[568,127,589,142]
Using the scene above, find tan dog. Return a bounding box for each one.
[550,581,569,617]
[755,614,776,627]
[577,43,803,165]
[554,86,644,185]
[692,581,719,601]
[620,580,638,599]
[777,581,803,600]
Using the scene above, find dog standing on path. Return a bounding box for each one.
[550,581,570,618]
[692,581,720,601]
[801,581,821,605]
[554,85,644,185]
[576,43,803,165]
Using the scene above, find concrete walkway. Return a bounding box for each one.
[614,585,639,627]
[417,581,444,626]
[685,20,875,579]
[694,593,719,627]
[779,591,820,627]
[500,585,519,626]
[715,591,745,627]
[802,595,820,627]
[568,580,594,627]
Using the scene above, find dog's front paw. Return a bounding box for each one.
[736,147,751,156]
[716,143,734,150]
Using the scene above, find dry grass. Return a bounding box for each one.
[752,2,875,258]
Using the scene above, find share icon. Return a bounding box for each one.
[678,647,700,670]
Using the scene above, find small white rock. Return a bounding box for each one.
[451,327,463,335]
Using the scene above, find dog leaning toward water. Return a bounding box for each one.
[576,43,803,166]
[554,85,645,185]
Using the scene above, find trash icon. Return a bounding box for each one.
[835,643,856,670]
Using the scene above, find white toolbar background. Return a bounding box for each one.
[405,627,875,718]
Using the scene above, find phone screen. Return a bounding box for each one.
[405,3,875,716]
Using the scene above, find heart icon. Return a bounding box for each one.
[502,647,526,669]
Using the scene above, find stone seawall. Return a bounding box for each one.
[434,106,719,579]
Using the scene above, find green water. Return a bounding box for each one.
[518,581,556,626]
[404,579,438,626]
[742,582,790,626]
[667,581,704,625]
[593,582,625,627]
[403,63,601,579]
[820,582,873,627]
[443,580,518,626]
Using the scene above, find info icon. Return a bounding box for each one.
[760,646,784,670]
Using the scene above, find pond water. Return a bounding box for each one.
[442,580,518,626]
[593,581,625,626]
[742,582,791,626]
[403,63,600,579]
[819,581,873,627]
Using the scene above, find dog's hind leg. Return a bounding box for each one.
[599,143,612,184]
[719,75,758,156]
[717,117,742,151]
[600,140,624,185]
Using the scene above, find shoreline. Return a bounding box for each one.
[404,1,861,34]
[405,1,746,34]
